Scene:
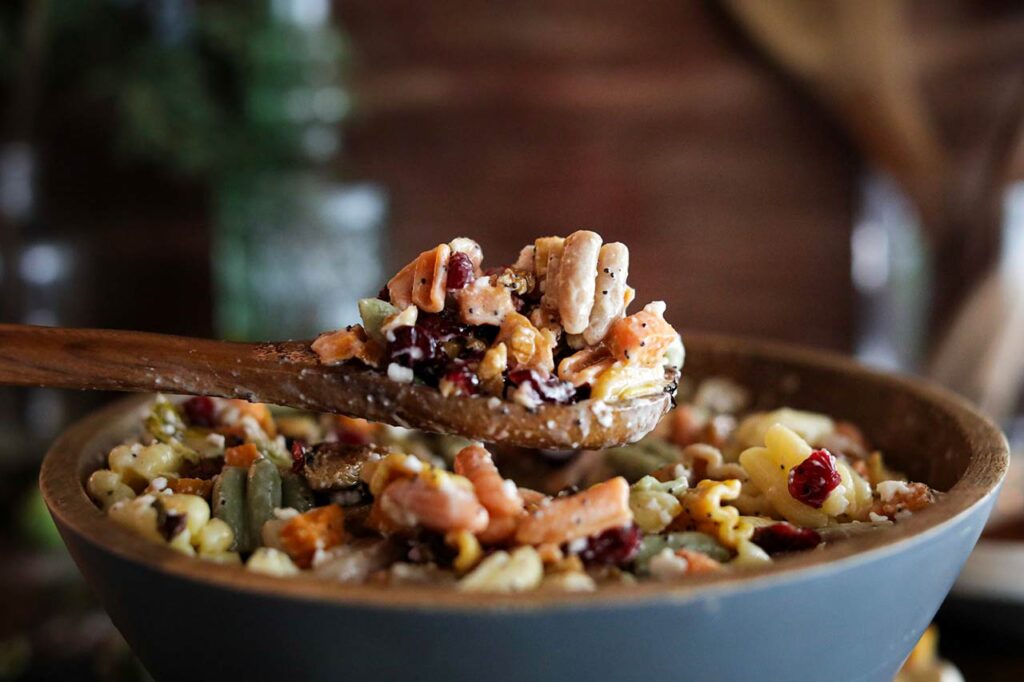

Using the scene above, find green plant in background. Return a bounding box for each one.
[22,0,349,179]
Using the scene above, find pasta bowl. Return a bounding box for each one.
[39,333,1008,682]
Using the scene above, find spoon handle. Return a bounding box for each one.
[0,324,671,449]
[0,323,313,401]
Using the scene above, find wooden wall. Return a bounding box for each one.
[338,1,859,350]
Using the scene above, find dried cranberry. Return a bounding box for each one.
[446,252,475,290]
[752,523,822,555]
[154,500,188,541]
[577,524,642,566]
[788,449,842,508]
[377,286,391,302]
[386,325,442,368]
[407,533,457,567]
[507,368,577,405]
[182,396,217,428]
[336,428,372,446]
[418,311,470,341]
[441,363,480,397]
[290,440,308,474]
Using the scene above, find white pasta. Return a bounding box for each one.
[734,408,835,451]
[583,242,629,345]
[739,424,873,527]
[731,539,772,566]
[448,237,484,272]
[160,494,211,537]
[87,469,136,510]
[512,244,535,272]
[247,548,300,577]
[198,518,235,555]
[629,476,684,533]
[557,230,602,334]
[458,546,543,593]
[108,495,162,542]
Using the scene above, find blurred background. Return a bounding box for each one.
[0,0,1022,679]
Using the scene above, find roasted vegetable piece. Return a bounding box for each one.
[212,466,248,552]
[163,478,213,498]
[281,471,315,513]
[303,442,387,491]
[280,505,347,568]
[225,443,261,468]
[246,459,282,548]
[311,325,384,368]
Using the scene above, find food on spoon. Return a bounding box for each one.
[87,383,937,590]
[311,232,682,409]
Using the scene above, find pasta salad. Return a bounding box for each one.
[310,231,683,407]
[86,378,936,591]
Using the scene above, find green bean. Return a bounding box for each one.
[212,466,248,552]
[281,471,315,513]
[246,459,282,548]
[633,532,731,574]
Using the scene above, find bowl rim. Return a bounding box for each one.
[40,332,1010,612]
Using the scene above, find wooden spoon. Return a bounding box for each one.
[0,324,672,449]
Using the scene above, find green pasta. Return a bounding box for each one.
[212,466,248,552]
[246,459,282,548]
[358,297,399,345]
[633,532,731,574]
[281,471,315,513]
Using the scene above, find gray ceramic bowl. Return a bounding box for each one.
[40,334,1008,682]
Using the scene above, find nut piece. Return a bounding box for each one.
[495,312,556,374]
[533,236,565,289]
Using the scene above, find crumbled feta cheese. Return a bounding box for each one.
[649,547,689,580]
[877,480,912,503]
[272,507,300,521]
[508,384,542,411]
[387,363,414,384]
[150,477,168,491]
[642,300,667,316]
[566,537,588,554]
[868,512,892,524]
[382,306,418,342]
[590,400,613,427]
[205,433,226,448]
